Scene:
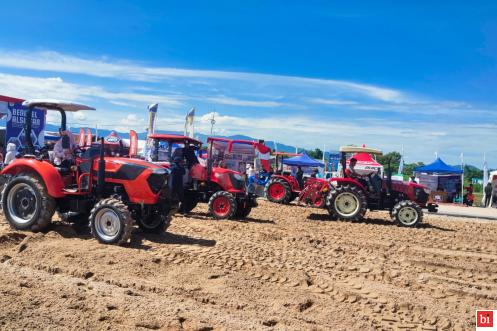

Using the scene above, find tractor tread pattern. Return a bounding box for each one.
[265,178,292,204]
[208,191,237,220]
[1,174,56,232]
[89,198,133,245]
[326,184,367,221]
[391,200,423,227]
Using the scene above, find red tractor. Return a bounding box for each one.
[325,146,438,227]
[265,152,328,207]
[145,135,257,219]
[0,100,178,244]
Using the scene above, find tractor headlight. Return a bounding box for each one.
[233,173,244,181]
[423,188,431,195]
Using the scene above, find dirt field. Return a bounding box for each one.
[0,200,496,330]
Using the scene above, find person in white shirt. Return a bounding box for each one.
[4,143,17,165]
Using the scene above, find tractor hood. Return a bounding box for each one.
[107,157,164,170]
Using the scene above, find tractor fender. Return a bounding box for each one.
[1,159,65,198]
[329,178,366,192]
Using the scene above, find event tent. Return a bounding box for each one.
[414,158,463,174]
[282,152,324,167]
[414,157,463,202]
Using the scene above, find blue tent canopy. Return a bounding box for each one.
[282,152,324,167]
[414,157,463,174]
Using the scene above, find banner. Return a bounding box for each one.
[2,102,46,151]
[129,130,138,156]
[86,128,92,146]
[328,153,340,171]
[256,143,271,171]
[78,128,85,146]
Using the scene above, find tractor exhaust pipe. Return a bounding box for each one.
[97,137,105,198]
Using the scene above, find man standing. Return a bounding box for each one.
[484,182,493,207]
[296,166,304,189]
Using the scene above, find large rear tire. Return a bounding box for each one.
[265,178,292,204]
[208,191,237,220]
[391,200,423,227]
[326,185,367,221]
[90,198,133,245]
[2,175,56,232]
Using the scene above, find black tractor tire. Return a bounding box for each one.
[265,178,292,204]
[179,196,198,214]
[208,191,237,220]
[89,198,133,245]
[326,185,367,221]
[391,200,423,227]
[137,212,172,233]
[1,174,56,232]
[235,199,252,219]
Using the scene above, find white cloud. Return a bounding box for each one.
[308,98,358,105]
[0,50,405,102]
[206,96,284,107]
[0,73,183,107]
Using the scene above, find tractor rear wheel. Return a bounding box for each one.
[137,212,171,233]
[265,178,292,204]
[2,174,56,232]
[326,185,367,221]
[89,198,133,245]
[391,200,423,227]
[208,191,237,220]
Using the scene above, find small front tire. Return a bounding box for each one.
[391,200,423,227]
[90,198,133,245]
[137,213,171,233]
[208,191,237,220]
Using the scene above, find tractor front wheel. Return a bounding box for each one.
[208,191,237,220]
[391,200,423,227]
[235,199,252,218]
[265,178,292,204]
[179,195,198,214]
[2,175,56,232]
[137,212,171,233]
[326,185,367,221]
[90,198,133,245]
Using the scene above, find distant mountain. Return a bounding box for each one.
[51,124,300,153]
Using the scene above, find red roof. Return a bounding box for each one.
[348,152,381,166]
[148,134,202,145]
[0,95,24,103]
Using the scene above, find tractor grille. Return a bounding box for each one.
[147,172,168,194]
[229,174,245,191]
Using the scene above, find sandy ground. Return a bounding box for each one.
[1,200,496,330]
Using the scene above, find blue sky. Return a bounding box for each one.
[0,1,496,166]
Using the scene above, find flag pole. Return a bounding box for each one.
[460,152,464,205]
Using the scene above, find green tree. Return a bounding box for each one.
[306,148,323,160]
[376,151,401,173]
